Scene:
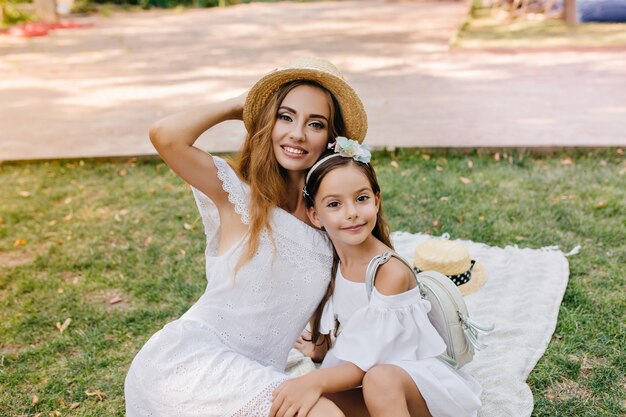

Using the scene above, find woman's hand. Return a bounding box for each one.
[269,374,323,417]
[230,89,248,121]
[294,330,329,363]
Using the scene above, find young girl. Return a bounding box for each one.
[124,58,367,417]
[270,138,482,417]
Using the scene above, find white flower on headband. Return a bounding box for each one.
[328,136,371,164]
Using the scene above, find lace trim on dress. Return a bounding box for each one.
[230,379,286,417]
[213,156,250,225]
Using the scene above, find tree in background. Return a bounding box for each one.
[564,0,577,24]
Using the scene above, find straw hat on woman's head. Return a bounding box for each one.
[243,57,368,143]
[413,239,487,296]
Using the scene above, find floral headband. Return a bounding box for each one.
[303,137,371,199]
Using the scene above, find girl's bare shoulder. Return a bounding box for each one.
[373,257,414,296]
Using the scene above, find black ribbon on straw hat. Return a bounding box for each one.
[415,260,476,286]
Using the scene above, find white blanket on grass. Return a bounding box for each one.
[285,231,572,417]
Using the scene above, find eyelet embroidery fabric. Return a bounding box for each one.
[125,155,333,417]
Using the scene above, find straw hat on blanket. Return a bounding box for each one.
[413,239,487,296]
[243,56,368,143]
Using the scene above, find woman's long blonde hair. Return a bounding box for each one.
[231,80,346,272]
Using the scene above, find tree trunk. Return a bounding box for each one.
[34,0,59,22]
[563,0,577,24]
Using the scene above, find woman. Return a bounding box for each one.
[124,57,367,417]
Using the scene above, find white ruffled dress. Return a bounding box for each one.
[320,265,483,417]
[124,156,334,417]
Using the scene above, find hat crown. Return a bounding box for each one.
[282,57,344,80]
[414,240,471,276]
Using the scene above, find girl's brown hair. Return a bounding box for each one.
[231,80,346,272]
[303,156,393,345]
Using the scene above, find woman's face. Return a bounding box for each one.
[271,84,331,173]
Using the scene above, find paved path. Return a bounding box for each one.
[1,0,625,161]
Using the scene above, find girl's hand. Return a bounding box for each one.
[269,374,323,417]
[294,330,329,363]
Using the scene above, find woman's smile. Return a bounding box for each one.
[281,144,308,157]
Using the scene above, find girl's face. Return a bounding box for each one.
[307,165,380,249]
[272,84,331,173]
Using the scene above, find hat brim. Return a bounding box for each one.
[243,67,367,143]
[458,260,487,296]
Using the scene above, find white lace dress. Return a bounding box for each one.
[125,156,333,417]
[320,266,483,417]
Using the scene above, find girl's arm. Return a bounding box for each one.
[269,362,364,417]
[149,94,245,212]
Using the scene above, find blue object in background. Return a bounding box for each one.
[578,0,626,22]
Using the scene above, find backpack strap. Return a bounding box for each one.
[365,252,428,300]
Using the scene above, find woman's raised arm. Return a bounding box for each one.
[149,94,245,209]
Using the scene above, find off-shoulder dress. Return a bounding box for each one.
[320,264,483,417]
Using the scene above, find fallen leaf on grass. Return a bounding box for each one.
[619,167,626,176]
[421,154,431,161]
[18,191,31,197]
[515,236,525,241]
[459,176,472,184]
[108,295,123,305]
[560,157,573,166]
[51,410,61,416]
[14,239,27,247]
[457,216,464,224]
[32,394,39,405]
[63,212,73,221]
[390,160,399,169]
[56,318,71,333]
[594,200,608,209]
[183,223,193,230]
[493,153,500,162]
[143,236,153,246]
[118,169,128,177]
[616,148,624,155]
[432,220,440,229]
[439,196,449,201]
[467,160,473,169]
[69,402,80,409]
[85,389,104,401]
[436,165,444,171]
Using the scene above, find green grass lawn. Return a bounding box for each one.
[1,149,625,416]
[454,7,626,49]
